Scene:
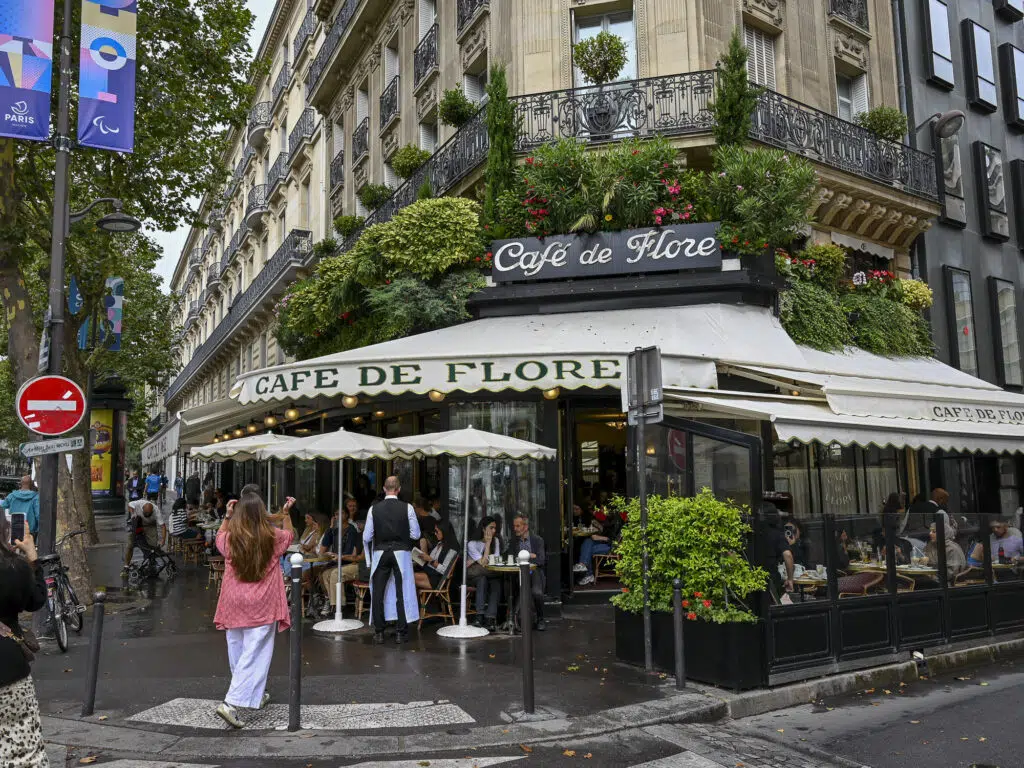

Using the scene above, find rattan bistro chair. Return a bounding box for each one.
[592,552,621,582]
[416,558,459,628]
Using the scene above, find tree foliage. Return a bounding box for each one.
[483,65,519,226]
[572,31,628,86]
[710,28,762,148]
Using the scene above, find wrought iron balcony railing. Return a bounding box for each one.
[188,247,202,270]
[248,102,270,133]
[288,107,315,162]
[352,116,369,164]
[240,144,254,173]
[293,9,316,61]
[380,76,400,133]
[829,0,869,30]
[206,263,221,289]
[165,229,312,404]
[749,89,937,201]
[209,206,225,227]
[414,24,438,88]
[514,71,717,148]
[246,184,269,220]
[272,63,291,109]
[306,0,358,100]
[268,151,288,192]
[457,0,488,34]
[330,149,345,190]
[225,226,243,264]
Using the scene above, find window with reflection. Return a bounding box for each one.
[812,443,859,517]
[925,0,955,88]
[990,278,1022,387]
[962,20,997,111]
[995,0,1024,22]
[974,142,1009,241]
[999,43,1024,128]
[939,134,967,226]
[946,267,979,376]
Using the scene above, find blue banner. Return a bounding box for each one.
[0,0,56,141]
[76,0,136,152]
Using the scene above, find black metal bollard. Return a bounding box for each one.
[519,550,535,714]
[81,590,106,716]
[672,579,685,690]
[288,554,303,732]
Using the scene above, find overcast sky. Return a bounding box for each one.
[150,0,276,292]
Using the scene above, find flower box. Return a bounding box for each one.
[614,605,765,690]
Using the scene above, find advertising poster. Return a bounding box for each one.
[0,0,55,141]
[90,409,114,496]
[76,0,137,152]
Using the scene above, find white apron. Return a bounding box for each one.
[368,548,420,622]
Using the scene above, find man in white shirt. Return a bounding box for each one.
[124,500,166,569]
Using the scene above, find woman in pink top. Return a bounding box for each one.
[213,493,294,728]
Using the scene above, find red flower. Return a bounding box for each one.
[474,256,481,262]
[631,149,639,155]
[385,279,391,285]
[693,591,703,598]
[621,587,630,593]
[526,157,535,165]
[686,612,697,621]
[702,599,712,608]
[681,599,690,608]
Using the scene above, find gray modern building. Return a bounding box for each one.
[896,0,1024,510]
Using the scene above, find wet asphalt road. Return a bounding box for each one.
[737,654,1024,768]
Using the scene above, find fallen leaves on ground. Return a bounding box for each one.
[863,688,875,694]
[566,665,580,672]
[979,737,987,742]
[910,720,920,724]
[96,715,108,721]
[979,682,990,687]
[584,754,592,760]
[777,729,784,733]
[520,745,533,754]
[488,654,496,659]
[418,761,430,766]
[563,749,576,757]
[78,757,98,765]
[955,676,972,681]
[883,689,891,695]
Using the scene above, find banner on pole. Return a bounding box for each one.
[76,0,136,152]
[0,0,56,141]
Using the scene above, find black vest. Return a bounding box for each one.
[371,498,413,551]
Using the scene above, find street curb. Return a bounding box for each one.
[744,729,870,768]
[42,692,726,759]
[700,632,1024,720]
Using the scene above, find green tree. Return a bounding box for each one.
[0,0,255,592]
[710,28,762,147]
[483,64,519,225]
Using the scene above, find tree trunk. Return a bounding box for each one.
[57,457,93,603]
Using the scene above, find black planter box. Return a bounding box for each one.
[614,606,765,690]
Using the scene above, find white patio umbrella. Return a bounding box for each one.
[257,428,395,633]
[191,433,296,503]
[388,426,557,638]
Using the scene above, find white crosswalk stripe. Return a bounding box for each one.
[83,762,217,768]
[342,760,524,768]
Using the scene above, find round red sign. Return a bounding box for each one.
[16,376,87,436]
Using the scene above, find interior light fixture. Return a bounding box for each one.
[428,390,445,403]
[342,395,359,408]
[284,407,300,420]
[542,387,561,400]
[232,427,244,438]
[246,423,259,434]
[374,410,386,418]
[222,432,231,441]
[645,446,657,456]
[352,416,364,425]
[264,413,279,427]
[213,437,220,443]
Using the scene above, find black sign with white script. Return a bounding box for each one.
[490,222,722,283]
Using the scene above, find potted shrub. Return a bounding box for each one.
[572,31,628,138]
[611,490,769,689]
[357,183,394,211]
[391,144,432,179]
[438,88,478,128]
[854,106,908,143]
[334,214,365,240]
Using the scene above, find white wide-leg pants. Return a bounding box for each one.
[224,623,276,708]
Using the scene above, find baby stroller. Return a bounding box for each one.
[125,537,178,588]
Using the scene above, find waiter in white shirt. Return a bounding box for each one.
[363,476,421,644]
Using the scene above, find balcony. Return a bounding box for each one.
[248,103,271,146]
[246,185,269,226]
[829,0,869,31]
[187,247,203,274]
[206,263,222,291]
[293,9,316,61]
[186,300,200,324]
[268,151,288,194]
[305,0,359,104]
[288,107,315,165]
[457,0,488,36]
[380,76,400,134]
[225,227,243,264]
[414,24,438,90]
[330,149,344,191]
[353,116,369,165]
[165,229,313,405]
[271,64,291,111]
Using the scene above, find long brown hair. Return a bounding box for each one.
[225,493,276,582]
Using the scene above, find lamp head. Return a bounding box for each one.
[96,210,142,233]
[931,110,965,139]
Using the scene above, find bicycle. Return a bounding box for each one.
[37,529,88,653]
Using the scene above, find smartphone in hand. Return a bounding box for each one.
[9,513,26,545]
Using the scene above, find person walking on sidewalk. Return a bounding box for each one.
[0,476,39,538]
[0,520,49,768]
[144,469,161,504]
[174,473,184,500]
[363,476,420,644]
[158,472,169,507]
[213,493,295,728]
[126,469,144,504]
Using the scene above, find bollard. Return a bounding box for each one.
[518,549,534,714]
[672,579,685,690]
[81,590,106,717]
[288,553,303,732]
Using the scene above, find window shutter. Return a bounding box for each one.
[851,74,870,120]
[385,47,400,83]
[419,121,437,152]
[745,25,757,83]
[744,25,776,89]
[384,163,398,188]
[464,73,483,102]
[356,89,369,122]
[419,0,435,40]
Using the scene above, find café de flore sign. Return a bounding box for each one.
[490,222,722,283]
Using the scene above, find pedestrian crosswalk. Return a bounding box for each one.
[128,697,475,731]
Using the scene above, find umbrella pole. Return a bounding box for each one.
[267,459,273,508]
[335,459,343,622]
[458,456,472,626]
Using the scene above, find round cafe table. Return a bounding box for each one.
[486,563,537,635]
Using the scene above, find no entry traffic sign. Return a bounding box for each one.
[16,375,87,436]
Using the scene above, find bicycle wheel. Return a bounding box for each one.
[60,578,83,633]
[50,597,69,652]
[127,566,142,589]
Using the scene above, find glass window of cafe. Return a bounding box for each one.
[447,402,550,549]
[773,441,906,518]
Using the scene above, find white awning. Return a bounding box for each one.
[666,392,1024,455]
[141,418,180,465]
[230,304,805,405]
[178,398,284,450]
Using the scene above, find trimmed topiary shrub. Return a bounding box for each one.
[357,183,394,211]
[438,88,477,128]
[391,144,432,179]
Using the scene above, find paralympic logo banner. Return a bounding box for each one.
[76,0,136,152]
[0,0,56,141]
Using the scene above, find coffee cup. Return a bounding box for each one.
[489,554,498,565]
[507,555,515,566]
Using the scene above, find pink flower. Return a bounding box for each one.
[718,172,727,178]
[736,185,744,191]
[682,212,690,219]
[654,215,663,225]
[654,207,668,216]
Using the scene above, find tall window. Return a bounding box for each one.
[924,0,954,88]
[384,42,400,86]
[963,20,997,111]
[999,44,1024,128]
[384,162,399,189]
[418,0,436,39]
[939,134,966,225]
[836,72,868,121]
[419,120,438,152]
[356,86,369,123]
[573,11,637,86]
[744,24,776,89]
[995,0,1024,22]
[946,267,979,376]
[990,278,1022,387]
[974,141,1009,240]
[463,70,487,102]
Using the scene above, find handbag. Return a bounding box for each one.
[0,620,39,663]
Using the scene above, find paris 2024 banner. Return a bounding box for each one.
[77,0,136,152]
[0,0,55,141]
